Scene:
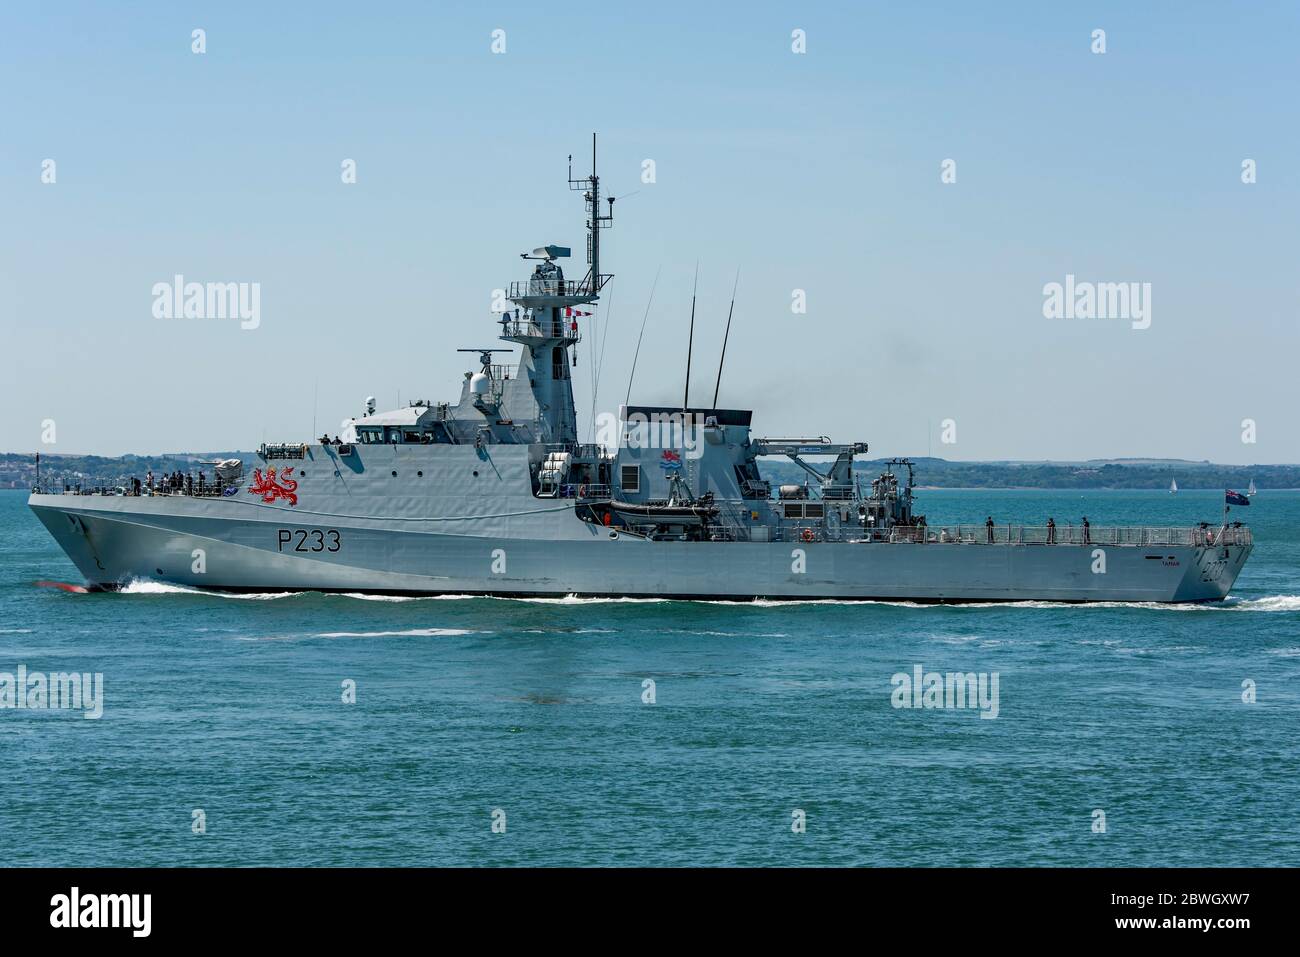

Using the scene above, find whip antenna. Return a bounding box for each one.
[683,263,698,410]
[712,268,740,408]
[624,267,661,407]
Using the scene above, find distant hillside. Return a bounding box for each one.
[847,458,1295,490]
[737,457,1295,491]
[1,452,256,491]
[2,451,1293,491]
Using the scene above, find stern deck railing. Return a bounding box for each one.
[768,523,1252,546]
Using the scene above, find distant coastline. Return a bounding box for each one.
[4,451,1294,492]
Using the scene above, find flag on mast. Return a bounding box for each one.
[1225,489,1250,507]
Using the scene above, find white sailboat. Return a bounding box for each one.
[1169,478,1178,493]
[1248,479,1257,497]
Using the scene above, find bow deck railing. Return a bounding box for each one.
[32,483,240,499]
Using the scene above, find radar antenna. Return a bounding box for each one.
[457,348,513,374]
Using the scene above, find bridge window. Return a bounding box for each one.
[783,502,825,520]
[620,465,640,493]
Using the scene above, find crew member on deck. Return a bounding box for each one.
[1046,516,1056,544]
[985,516,995,544]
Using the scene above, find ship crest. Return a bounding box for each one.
[249,466,299,506]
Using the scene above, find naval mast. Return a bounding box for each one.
[499,134,614,445]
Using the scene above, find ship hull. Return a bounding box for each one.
[29,491,1250,603]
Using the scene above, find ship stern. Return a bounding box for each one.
[1171,538,1253,602]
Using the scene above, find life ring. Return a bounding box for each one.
[801,527,815,543]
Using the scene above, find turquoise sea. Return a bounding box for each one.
[1,487,1297,867]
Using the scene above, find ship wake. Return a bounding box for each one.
[108,580,1300,612]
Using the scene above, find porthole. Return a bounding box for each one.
[417,470,423,477]
[392,470,398,477]
[334,470,340,477]
[472,470,479,477]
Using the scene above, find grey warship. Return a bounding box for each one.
[29,143,1252,602]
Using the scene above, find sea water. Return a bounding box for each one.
[1,488,1297,866]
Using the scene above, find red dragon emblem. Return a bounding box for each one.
[248,466,299,506]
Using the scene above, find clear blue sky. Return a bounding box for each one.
[1,1,1296,462]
